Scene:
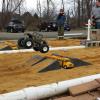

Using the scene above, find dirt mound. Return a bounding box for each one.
[0,45,100,94]
[48,39,80,47]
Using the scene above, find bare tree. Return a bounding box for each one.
[37,0,42,18]
[71,0,96,27]
[61,0,65,10]
[42,0,56,21]
[0,0,25,29]
[2,0,24,13]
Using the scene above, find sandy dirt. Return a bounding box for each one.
[0,39,81,49]
[47,39,81,47]
[0,46,100,94]
[0,40,17,49]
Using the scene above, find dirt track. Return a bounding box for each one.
[48,39,81,47]
[0,45,100,94]
[0,39,81,49]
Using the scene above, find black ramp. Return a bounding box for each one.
[50,53,91,67]
[0,46,12,51]
[70,58,91,67]
[39,60,61,73]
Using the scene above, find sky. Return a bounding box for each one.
[0,0,73,13]
[25,0,61,11]
[25,0,37,11]
[0,0,38,11]
[0,0,49,11]
[25,0,73,14]
[25,0,72,11]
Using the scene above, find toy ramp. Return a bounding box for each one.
[0,42,18,51]
[0,45,13,51]
[38,60,60,73]
[32,59,60,73]
[70,58,91,67]
[25,55,60,73]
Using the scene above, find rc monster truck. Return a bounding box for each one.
[17,32,49,53]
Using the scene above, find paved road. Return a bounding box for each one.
[0,30,87,40]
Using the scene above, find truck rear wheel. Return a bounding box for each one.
[18,38,25,47]
[40,44,49,53]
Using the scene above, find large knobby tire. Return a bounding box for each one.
[18,38,25,47]
[40,44,49,53]
[24,38,33,49]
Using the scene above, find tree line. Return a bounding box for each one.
[0,0,97,31]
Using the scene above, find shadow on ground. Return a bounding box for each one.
[0,46,13,51]
[71,58,91,67]
[38,61,61,73]
[38,58,91,73]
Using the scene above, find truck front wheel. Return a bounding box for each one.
[24,38,33,49]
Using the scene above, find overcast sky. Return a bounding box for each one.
[25,0,62,11]
[0,0,37,11]
[25,0,37,11]
[0,0,58,11]
[25,0,73,13]
[0,0,73,13]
